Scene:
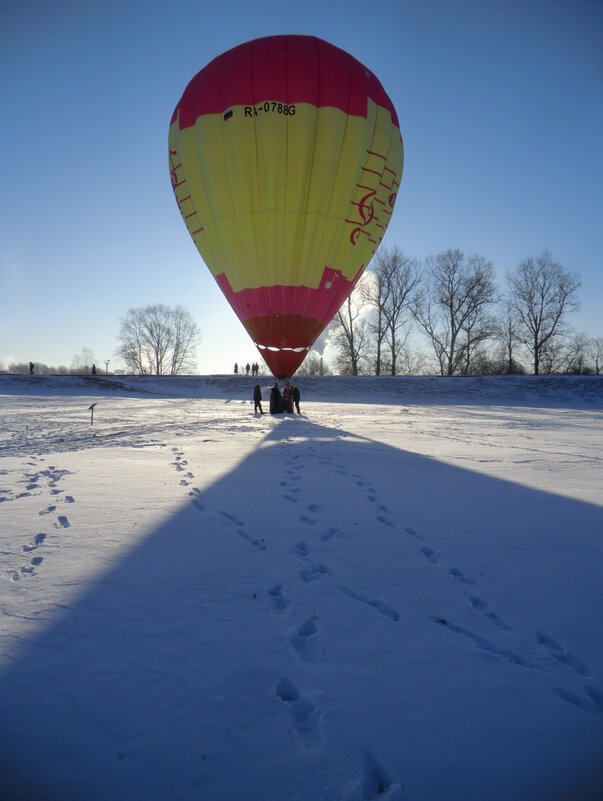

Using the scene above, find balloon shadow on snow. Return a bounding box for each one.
[1,418,602,801]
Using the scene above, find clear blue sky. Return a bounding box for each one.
[1,0,601,374]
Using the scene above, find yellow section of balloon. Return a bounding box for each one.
[169,99,402,293]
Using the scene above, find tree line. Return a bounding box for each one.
[2,253,600,378]
[324,247,602,376]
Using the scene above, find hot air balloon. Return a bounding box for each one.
[169,35,403,378]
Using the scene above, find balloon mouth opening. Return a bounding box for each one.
[254,344,312,379]
[256,344,310,353]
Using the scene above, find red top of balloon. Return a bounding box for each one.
[172,35,399,129]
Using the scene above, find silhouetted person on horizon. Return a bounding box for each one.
[29,362,34,375]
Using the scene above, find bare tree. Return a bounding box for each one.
[587,337,603,375]
[507,251,581,375]
[414,250,497,376]
[561,332,591,375]
[494,299,524,374]
[168,305,202,375]
[538,338,569,375]
[457,255,498,375]
[360,264,390,376]
[363,248,421,375]
[330,285,371,376]
[71,348,96,375]
[117,304,200,375]
[383,250,421,375]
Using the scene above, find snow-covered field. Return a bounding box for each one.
[1,374,602,801]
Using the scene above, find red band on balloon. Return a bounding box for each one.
[215,265,359,332]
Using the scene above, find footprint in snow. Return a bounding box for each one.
[268,584,291,611]
[319,526,340,543]
[377,514,395,528]
[552,687,594,715]
[584,685,603,715]
[536,631,590,676]
[11,556,43,581]
[299,561,331,583]
[287,618,326,663]
[237,528,266,551]
[22,533,46,553]
[39,505,57,516]
[282,494,298,503]
[54,516,70,529]
[342,750,408,801]
[275,678,321,749]
[432,616,531,669]
[404,526,422,539]
[188,488,205,511]
[299,514,316,526]
[220,510,245,527]
[469,596,511,631]
[64,496,75,503]
[421,546,440,564]
[295,541,310,556]
[449,567,474,585]
[339,586,399,622]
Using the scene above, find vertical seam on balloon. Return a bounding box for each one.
[180,118,225,285]
[186,90,231,290]
[218,57,242,266]
[218,45,259,343]
[294,37,326,341]
[294,37,321,306]
[273,39,284,343]
[324,71,361,278]
[299,47,354,340]
[248,36,272,347]
[283,35,294,349]
[249,36,274,344]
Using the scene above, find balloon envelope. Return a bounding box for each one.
[169,35,403,377]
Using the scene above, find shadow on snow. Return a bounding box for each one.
[1,417,602,801]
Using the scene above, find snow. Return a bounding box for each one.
[1,374,602,801]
